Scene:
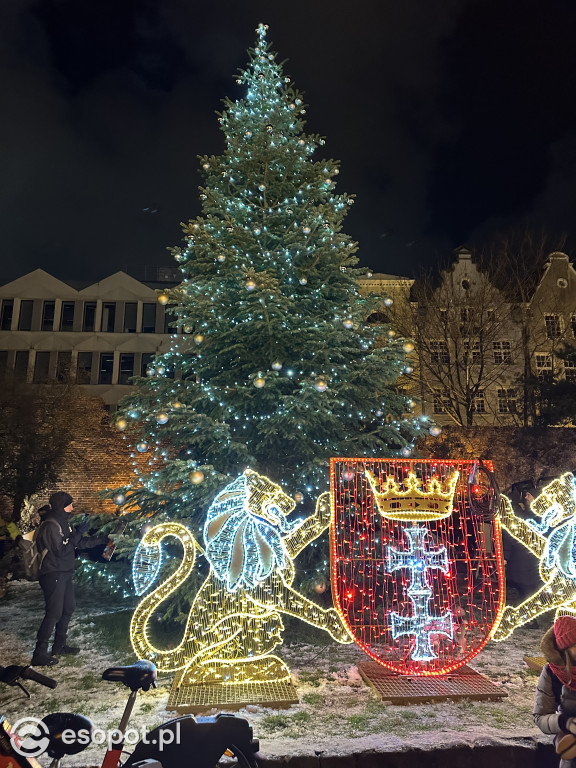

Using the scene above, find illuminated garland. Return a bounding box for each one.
[131,470,352,686]
[493,473,576,641]
[331,458,505,676]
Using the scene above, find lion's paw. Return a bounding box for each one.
[326,608,354,644]
[491,606,516,642]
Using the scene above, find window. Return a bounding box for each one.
[83,302,97,332]
[98,353,114,384]
[1,300,14,330]
[102,303,116,333]
[56,351,72,381]
[164,307,179,334]
[471,391,486,413]
[142,303,156,333]
[432,394,449,414]
[565,360,576,383]
[14,351,29,379]
[60,302,75,331]
[463,340,481,364]
[76,352,93,384]
[118,354,134,385]
[123,303,137,333]
[493,341,512,364]
[18,300,33,331]
[572,314,576,337]
[430,341,449,364]
[545,313,563,339]
[0,351,8,379]
[535,354,553,379]
[497,388,517,414]
[460,307,472,323]
[141,353,154,377]
[41,301,55,331]
[33,351,51,382]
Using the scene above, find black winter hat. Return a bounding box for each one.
[49,491,74,510]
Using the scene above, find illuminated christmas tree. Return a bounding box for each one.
[113,24,422,590]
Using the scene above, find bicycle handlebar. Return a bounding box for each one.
[0,665,57,689]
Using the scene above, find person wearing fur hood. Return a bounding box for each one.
[535,615,576,765]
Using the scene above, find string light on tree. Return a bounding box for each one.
[106,23,421,588]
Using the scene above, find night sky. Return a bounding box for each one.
[2,0,576,283]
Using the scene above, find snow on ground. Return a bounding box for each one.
[0,580,550,766]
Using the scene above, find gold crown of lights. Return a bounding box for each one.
[365,469,459,522]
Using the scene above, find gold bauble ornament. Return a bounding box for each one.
[190,470,204,485]
[157,292,170,306]
[115,418,127,431]
[254,376,266,388]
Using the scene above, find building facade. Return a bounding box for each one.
[0,269,176,408]
[358,249,576,427]
[2,252,576,421]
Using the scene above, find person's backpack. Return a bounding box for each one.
[17,520,63,580]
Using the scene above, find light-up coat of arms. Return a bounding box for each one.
[330,458,505,676]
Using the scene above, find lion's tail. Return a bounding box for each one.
[130,522,200,672]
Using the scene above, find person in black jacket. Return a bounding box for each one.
[31,491,106,667]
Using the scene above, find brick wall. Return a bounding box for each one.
[32,422,139,515]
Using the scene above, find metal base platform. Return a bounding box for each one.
[167,673,299,713]
[524,655,546,671]
[357,662,507,704]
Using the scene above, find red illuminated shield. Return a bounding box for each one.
[330,458,505,676]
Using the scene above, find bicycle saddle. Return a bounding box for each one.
[102,659,157,691]
[42,712,94,759]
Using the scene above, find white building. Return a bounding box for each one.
[0,269,175,408]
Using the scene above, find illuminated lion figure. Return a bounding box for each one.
[493,472,576,641]
[130,469,351,686]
